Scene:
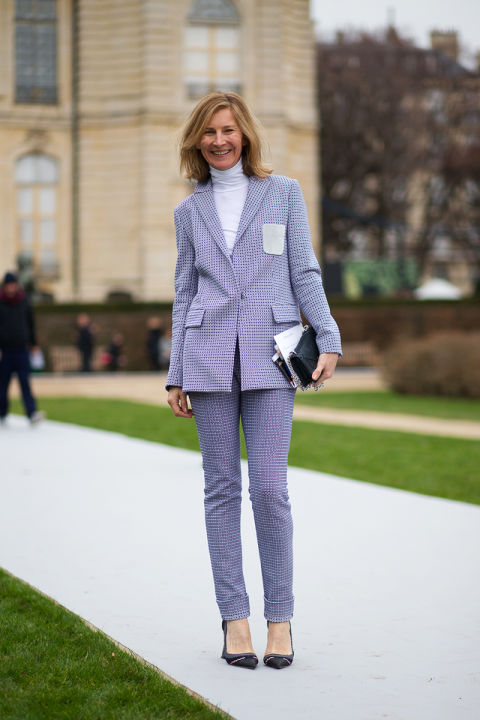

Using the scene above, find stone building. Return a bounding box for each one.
[0,0,319,301]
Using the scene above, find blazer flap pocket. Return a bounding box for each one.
[272,304,301,323]
[184,307,205,328]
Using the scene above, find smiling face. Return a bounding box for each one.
[197,107,245,171]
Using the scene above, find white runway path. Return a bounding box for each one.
[1,415,479,720]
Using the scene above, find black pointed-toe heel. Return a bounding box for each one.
[221,620,258,669]
[263,620,294,669]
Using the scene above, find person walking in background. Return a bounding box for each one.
[0,271,44,425]
[75,313,94,372]
[103,332,126,372]
[146,316,163,370]
[166,93,341,670]
[158,327,171,370]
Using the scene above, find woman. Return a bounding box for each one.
[166,93,341,669]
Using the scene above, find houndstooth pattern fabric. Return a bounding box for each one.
[166,174,342,392]
[189,339,296,621]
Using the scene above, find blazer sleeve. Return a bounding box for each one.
[287,180,342,356]
[165,207,198,389]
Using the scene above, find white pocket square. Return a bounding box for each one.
[263,224,285,255]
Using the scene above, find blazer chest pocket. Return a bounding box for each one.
[272,304,301,323]
[184,307,205,328]
[263,224,285,255]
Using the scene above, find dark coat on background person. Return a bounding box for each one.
[75,320,94,372]
[0,288,36,350]
[146,326,162,370]
[0,280,39,420]
[76,326,93,355]
[105,338,123,371]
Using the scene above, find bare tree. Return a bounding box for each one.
[317,29,480,293]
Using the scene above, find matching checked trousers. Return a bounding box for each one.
[189,338,296,622]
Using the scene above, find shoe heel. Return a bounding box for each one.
[221,620,258,669]
[264,620,294,669]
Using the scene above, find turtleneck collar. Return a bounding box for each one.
[209,158,248,192]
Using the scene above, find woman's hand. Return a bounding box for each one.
[312,352,339,387]
[167,386,194,418]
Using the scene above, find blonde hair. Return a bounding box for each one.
[179,92,271,182]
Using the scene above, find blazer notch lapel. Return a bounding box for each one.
[235,176,271,245]
[193,180,230,259]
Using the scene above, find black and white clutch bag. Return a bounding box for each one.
[286,325,324,392]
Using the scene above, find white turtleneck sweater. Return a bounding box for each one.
[210,159,249,255]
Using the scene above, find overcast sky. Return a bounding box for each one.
[310,0,479,67]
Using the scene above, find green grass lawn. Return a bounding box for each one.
[12,396,480,505]
[0,569,229,720]
[294,389,480,421]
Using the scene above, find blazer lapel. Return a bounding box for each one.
[235,175,271,245]
[193,179,231,260]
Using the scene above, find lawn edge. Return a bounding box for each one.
[0,566,233,720]
[26,395,480,439]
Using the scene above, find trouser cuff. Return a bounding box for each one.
[218,594,250,620]
[264,597,294,622]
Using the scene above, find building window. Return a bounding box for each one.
[15,154,59,278]
[15,0,57,104]
[185,0,241,99]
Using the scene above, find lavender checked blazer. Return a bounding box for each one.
[165,174,342,393]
